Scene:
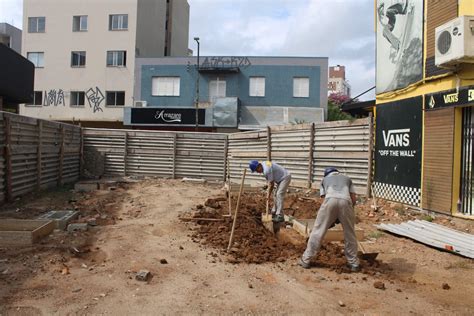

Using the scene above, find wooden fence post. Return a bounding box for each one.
[223,137,228,181]
[307,123,315,188]
[366,113,374,197]
[36,120,43,191]
[266,126,272,161]
[79,126,84,178]
[172,133,177,179]
[4,116,12,201]
[58,125,65,186]
[123,132,128,176]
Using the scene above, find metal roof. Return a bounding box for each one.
[377,220,474,259]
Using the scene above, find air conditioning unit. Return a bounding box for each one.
[435,15,474,67]
[134,100,147,107]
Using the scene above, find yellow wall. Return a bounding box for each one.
[459,0,474,15]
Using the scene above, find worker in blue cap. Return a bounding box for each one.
[299,167,360,272]
[249,160,291,222]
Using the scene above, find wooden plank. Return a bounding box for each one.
[269,123,312,132]
[172,134,177,179]
[79,128,84,177]
[58,126,65,186]
[4,116,12,201]
[0,219,54,246]
[37,120,42,191]
[229,152,267,158]
[266,126,271,161]
[314,118,369,130]
[292,219,365,241]
[123,132,128,176]
[366,113,374,197]
[308,123,315,188]
[32,220,55,242]
[223,137,228,181]
[313,151,368,159]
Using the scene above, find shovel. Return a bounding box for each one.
[357,241,378,261]
[262,189,280,234]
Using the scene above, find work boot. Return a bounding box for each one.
[272,214,285,223]
[347,264,360,272]
[298,258,310,269]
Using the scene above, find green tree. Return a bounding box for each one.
[327,101,354,121]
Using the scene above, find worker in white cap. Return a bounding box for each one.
[299,167,360,272]
[249,160,291,222]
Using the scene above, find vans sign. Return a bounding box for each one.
[374,97,422,190]
[382,128,410,147]
[425,85,474,110]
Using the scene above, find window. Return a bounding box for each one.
[106,51,126,67]
[28,17,45,33]
[249,77,265,97]
[27,52,44,68]
[109,14,128,30]
[293,77,310,98]
[70,91,85,107]
[209,78,226,101]
[71,51,86,67]
[152,77,180,96]
[73,15,88,31]
[26,91,43,106]
[106,91,125,106]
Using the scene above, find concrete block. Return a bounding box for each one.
[74,182,99,192]
[136,270,152,282]
[38,210,79,230]
[67,223,88,232]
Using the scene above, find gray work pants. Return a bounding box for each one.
[301,197,359,267]
[271,175,291,216]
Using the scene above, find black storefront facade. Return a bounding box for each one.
[0,44,34,112]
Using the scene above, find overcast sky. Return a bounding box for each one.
[0,0,375,100]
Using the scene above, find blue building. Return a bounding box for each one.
[126,56,328,131]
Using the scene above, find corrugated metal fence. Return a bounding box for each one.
[83,129,228,181]
[0,113,372,204]
[0,112,81,203]
[228,118,373,195]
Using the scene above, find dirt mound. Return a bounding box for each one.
[186,193,340,266]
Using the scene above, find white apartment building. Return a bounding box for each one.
[20,0,189,127]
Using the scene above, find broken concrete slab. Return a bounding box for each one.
[67,223,88,232]
[74,181,99,192]
[0,220,55,246]
[38,210,79,230]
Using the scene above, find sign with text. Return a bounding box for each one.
[130,108,206,125]
[425,85,474,110]
[375,97,422,188]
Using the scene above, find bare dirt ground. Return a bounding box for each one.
[0,178,473,315]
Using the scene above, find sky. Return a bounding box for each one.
[0,0,375,100]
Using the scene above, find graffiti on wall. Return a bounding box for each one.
[43,89,65,106]
[201,56,251,69]
[86,87,105,113]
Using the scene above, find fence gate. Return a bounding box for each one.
[460,106,474,215]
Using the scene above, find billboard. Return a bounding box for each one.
[374,97,423,205]
[376,0,423,94]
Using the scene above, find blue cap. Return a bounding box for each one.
[324,167,338,177]
[249,160,259,172]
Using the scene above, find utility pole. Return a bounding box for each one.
[194,37,200,132]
